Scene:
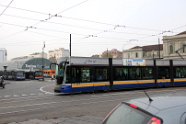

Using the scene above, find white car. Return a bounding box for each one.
[102,96,186,124]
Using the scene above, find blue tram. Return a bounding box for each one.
[54,57,186,94]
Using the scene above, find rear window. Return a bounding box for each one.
[103,103,152,124]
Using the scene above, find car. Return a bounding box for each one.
[102,95,186,124]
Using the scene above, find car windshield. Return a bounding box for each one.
[103,103,152,124]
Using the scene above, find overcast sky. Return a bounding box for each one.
[0,0,186,60]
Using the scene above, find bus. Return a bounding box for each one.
[34,70,44,80]
[54,57,186,94]
[43,70,55,78]
[3,70,25,80]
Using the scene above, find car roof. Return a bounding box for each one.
[125,96,186,114]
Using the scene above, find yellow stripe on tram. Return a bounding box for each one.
[72,82,110,88]
[113,80,154,85]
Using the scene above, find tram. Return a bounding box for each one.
[53,57,186,94]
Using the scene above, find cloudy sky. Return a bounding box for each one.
[0,0,186,60]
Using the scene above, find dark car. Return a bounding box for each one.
[102,96,186,124]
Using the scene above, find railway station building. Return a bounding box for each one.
[0,57,52,71]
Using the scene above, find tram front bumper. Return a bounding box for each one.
[54,85,61,93]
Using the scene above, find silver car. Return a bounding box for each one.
[102,96,186,124]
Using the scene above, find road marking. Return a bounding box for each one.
[0,98,124,116]
[0,93,47,100]
[40,84,55,95]
[0,101,57,109]
[30,93,35,96]
[4,95,11,98]
[21,94,27,97]
[13,95,19,97]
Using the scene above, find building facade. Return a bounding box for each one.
[163,31,186,60]
[0,48,7,63]
[123,44,163,59]
[48,48,69,60]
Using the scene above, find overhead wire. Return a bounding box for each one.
[0,3,165,32]
[3,13,104,32]
[0,0,14,17]
[58,0,89,14]
[0,3,48,15]
[32,0,89,26]
[0,2,169,45]
[0,20,170,47]
[0,2,185,48]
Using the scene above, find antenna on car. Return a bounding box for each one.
[144,90,153,103]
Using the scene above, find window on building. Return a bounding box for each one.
[169,45,173,54]
[143,52,146,57]
[183,45,186,53]
[135,53,138,58]
[128,53,130,59]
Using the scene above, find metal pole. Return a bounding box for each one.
[158,38,161,59]
[42,41,45,74]
[169,60,174,86]
[153,59,157,85]
[70,34,71,57]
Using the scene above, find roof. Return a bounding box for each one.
[176,31,186,35]
[126,96,186,114]
[129,44,163,52]
[142,44,163,52]
[130,46,142,49]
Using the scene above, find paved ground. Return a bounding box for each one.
[2,79,186,124]
[8,116,102,124]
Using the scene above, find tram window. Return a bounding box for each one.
[158,67,170,79]
[66,67,81,83]
[128,67,141,80]
[141,67,153,79]
[174,67,186,78]
[81,68,91,82]
[95,67,108,81]
[114,67,128,81]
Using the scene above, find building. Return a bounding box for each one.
[163,31,186,60]
[0,48,7,63]
[48,48,69,60]
[11,52,47,61]
[0,57,51,71]
[123,44,163,59]
[29,52,47,59]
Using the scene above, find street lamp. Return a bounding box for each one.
[3,65,7,71]
[3,65,7,79]
[42,41,45,80]
[42,41,45,67]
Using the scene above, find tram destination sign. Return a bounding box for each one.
[123,59,146,66]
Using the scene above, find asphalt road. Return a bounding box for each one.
[1,79,186,124]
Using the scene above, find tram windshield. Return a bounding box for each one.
[55,61,67,85]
